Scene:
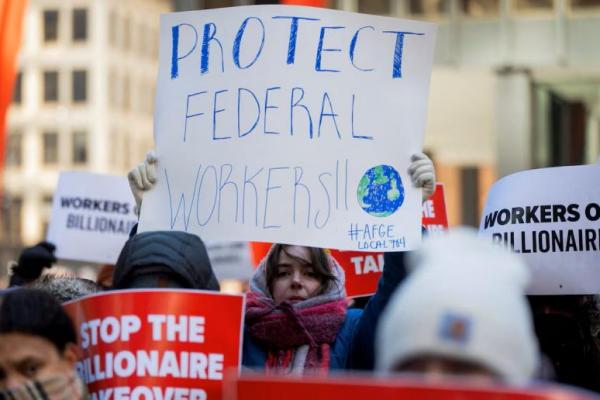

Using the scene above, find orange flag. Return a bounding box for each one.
[0,0,28,187]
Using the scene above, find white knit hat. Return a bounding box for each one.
[376,227,539,383]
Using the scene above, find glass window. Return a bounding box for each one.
[123,16,131,51]
[358,0,392,14]
[109,11,118,47]
[462,0,500,16]
[72,8,88,41]
[6,131,22,167]
[204,0,235,8]
[5,196,23,243]
[514,0,553,11]
[410,0,449,16]
[12,71,22,104]
[123,75,131,111]
[72,130,88,164]
[43,70,59,103]
[43,195,54,207]
[137,24,145,56]
[151,28,159,59]
[122,134,130,170]
[43,131,59,164]
[571,0,600,8]
[108,69,117,109]
[72,69,87,102]
[43,10,59,42]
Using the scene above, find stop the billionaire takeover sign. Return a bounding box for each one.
[139,5,437,251]
[479,165,600,294]
[64,290,245,400]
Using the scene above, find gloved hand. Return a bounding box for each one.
[408,152,436,202]
[127,150,158,215]
[9,241,57,286]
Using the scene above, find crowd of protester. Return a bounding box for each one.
[0,152,599,399]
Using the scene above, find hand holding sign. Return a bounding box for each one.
[128,151,159,215]
[408,152,436,202]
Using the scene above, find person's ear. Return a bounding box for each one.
[62,343,80,366]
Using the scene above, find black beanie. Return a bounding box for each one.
[113,231,220,291]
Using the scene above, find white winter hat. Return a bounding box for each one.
[376,227,539,383]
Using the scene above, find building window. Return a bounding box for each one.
[43,131,59,164]
[137,24,145,56]
[2,196,23,244]
[72,69,87,103]
[12,71,22,104]
[204,0,236,7]
[109,11,118,47]
[514,0,553,11]
[123,75,131,111]
[72,130,88,164]
[409,0,449,16]
[6,131,22,167]
[72,8,88,41]
[43,70,59,103]
[123,16,131,51]
[461,0,500,16]
[571,0,600,8]
[358,0,392,15]
[43,10,59,42]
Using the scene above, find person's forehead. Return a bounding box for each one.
[0,333,60,363]
[279,246,312,263]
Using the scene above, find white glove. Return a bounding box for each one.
[408,152,436,202]
[127,150,158,215]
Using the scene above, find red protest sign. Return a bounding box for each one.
[331,183,449,297]
[329,250,383,298]
[224,374,593,400]
[64,290,245,400]
[422,183,449,235]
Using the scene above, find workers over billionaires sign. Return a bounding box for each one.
[64,290,245,400]
[47,172,138,264]
[139,6,437,251]
[479,165,600,294]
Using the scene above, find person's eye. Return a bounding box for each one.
[305,270,317,278]
[276,269,290,277]
[20,361,42,378]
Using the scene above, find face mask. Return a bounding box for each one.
[0,371,87,400]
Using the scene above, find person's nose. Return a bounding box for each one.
[5,372,27,390]
[291,270,302,287]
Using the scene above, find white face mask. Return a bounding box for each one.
[0,371,86,400]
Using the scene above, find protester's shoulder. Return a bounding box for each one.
[339,308,363,336]
[346,308,363,321]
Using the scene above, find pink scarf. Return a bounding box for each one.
[246,291,347,373]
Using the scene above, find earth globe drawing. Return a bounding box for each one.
[357,165,405,217]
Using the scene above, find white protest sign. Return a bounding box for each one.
[140,5,437,251]
[204,240,254,280]
[47,172,137,264]
[479,165,600,294]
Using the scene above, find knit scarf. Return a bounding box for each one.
[246,291,347,374]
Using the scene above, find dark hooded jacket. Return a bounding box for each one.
[113,231,219,291]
